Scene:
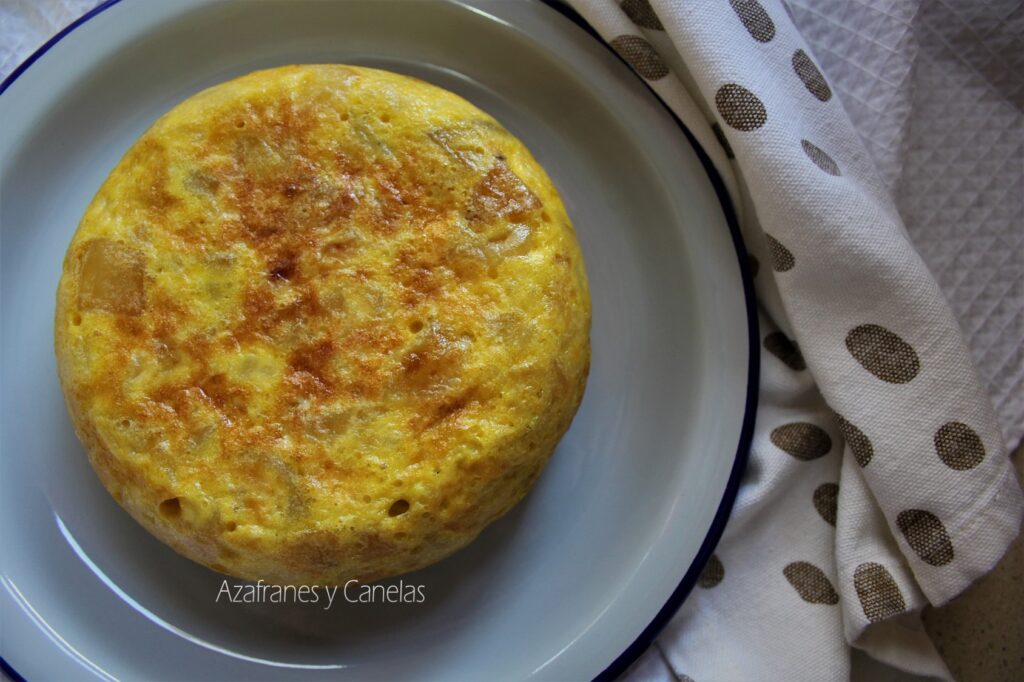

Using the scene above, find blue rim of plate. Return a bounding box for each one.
[538,4,759,678]
[0,0,758,679]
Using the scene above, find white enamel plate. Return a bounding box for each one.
[0,1,757,679]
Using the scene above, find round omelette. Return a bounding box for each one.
[55,65,590,585]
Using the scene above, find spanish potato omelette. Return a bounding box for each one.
[54,65,590,585]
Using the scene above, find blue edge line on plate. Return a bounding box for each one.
[537,3,759,679]
[0,0,759,679]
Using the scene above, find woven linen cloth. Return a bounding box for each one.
[559,0,1024,680]
[2,1,1022,680]
[787,0,1024,452]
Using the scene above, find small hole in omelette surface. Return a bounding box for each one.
[225,521,238,532]
[71,313,82,326]
[379,113,392,123]
[158,497,182,519]
[234,120,245,129]
[268,255,297,282]
[388,499,410,517]
[409,320,424,333]
[119,419,130,428]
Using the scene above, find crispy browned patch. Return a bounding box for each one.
[287,338,336,394]
[126,140,180,213]
[235,283,325,343]
[267,251,298,282]
[466,158,540,224]
[197,373,250,416]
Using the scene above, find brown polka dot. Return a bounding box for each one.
[934,421,986,470]
[836,414,874,467]
[729,0,776,42]
[854,562,906,622]
[698,554,724,588]
[764,331,806,370]
[715,83,767,131]
[748,254,760,278]
[897,509,954,566]
[711,122,735,159]
[783,561,839,604]
[771,422,832,460]
[845,324,921,384]
[620,0,663,30]
[610,35,669,80]
[801,139,841,176]
[813,483,839,526]
[792,49,832,101]
[765,233,794,271]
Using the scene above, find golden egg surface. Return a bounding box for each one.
[55,65,590,585]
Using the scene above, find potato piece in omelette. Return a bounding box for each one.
[54,65,590,585]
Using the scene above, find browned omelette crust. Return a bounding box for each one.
[54,65,590,585]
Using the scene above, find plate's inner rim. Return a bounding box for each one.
[0,1,758,679]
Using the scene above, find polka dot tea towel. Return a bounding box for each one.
[564,0,1024,679]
